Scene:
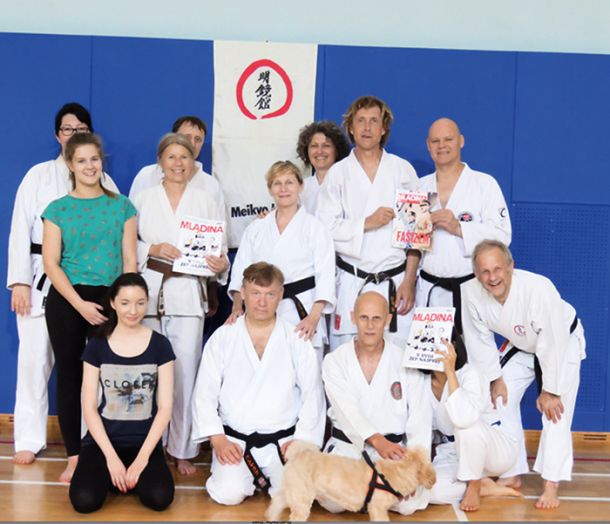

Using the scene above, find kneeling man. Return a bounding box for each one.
[322,291,433,516]
[191,262,325,505]
[462,240,586,509]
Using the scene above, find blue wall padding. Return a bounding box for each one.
[1,33,608,432]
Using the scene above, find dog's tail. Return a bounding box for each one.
[265,490,288,521]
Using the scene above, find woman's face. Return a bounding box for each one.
[111,285,148,328]
[307,132,336,173]
[269,171,302,209]
[68,144,103,189]
[158,143,194,184]
[56,114,90,156]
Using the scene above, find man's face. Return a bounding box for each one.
[351,292,390,348]
[474,247,514,304]
[350,106,385,151]
[426,119,464,167]
[241,279,283,322]
[176,121,205,159]
[56,113,90,156]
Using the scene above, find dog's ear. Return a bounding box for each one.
[410,448,436,489]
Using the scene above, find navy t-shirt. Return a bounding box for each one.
[81,330,175,447]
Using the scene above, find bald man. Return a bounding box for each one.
[321,291,432,516]
[413,118,511,344]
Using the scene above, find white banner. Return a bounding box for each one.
[212,40,318,247]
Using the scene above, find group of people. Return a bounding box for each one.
[6,95,585,515]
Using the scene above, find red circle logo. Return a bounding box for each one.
[235,59,293,120]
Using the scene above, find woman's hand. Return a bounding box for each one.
[225,294,244,325]
[77,300,108,325]
[11,284,31,316]
[206,254,229,275]
[435,338,457,375]
[106,454,128,493]
[294,311,321,341]
[125,455,149,490]
[149,243,182,262]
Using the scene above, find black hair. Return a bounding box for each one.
[421,327,468,375]
[96,273,149,339]
[54,102,93,135]
[171,115,207,136]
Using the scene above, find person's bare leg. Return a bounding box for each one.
[59,455,78,483]
[496,475,522,489]
[176,458,197,476]
[535,480,560,509]
[460,479,482,512]
[13,450,36,465]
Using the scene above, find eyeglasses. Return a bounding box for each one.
[59,126,90,136]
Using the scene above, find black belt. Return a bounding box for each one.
[331,427,404,445]
[30,243,48,292]
[223,424,295,492]
[336,255,405,333]
[283,276,315,321]
[419,269,475,335]
[500,315,579,394]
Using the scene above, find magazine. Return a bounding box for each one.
[402,306,455,372]
[392,190,435,250]
[172,215,225,277]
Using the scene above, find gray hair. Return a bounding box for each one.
[156,132,195,159]
[472,240,514,271]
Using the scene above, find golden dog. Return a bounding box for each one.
[266,440,436,521]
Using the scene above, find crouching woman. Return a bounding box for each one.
[69,273,176,513]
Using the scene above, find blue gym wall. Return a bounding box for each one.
[1,33,608,431]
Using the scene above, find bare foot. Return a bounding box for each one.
[176,459,197,476]
[480,477,523,498]
[535,480,560,509]
[497,475,522,489]
[460,479,481,512]
[13,450,36,465]
[59,455,78,484]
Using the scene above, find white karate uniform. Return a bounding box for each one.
[228,206,335,356]
[321,338,432,516]
[191,316,325,505]
[428,364,518,504]
[415,164,511,312]
[316,150,418,350]
[6,156,117,454]
[132,183,228,460]
[300,174,322,215]
[462,270,586,482]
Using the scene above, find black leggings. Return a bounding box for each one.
[70,442,174,513]
[45,284,109,456]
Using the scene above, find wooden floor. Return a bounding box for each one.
[1,416,609,521]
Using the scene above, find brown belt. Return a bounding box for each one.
[146,257,207,316]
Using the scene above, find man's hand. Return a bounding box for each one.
[210,434,243,465]
[11,284,32,317]
[367,433,405,460]
[431,209,462,237]
[536,391,564,423]
[490,376,508,408]
[365,207,395,231]
[395,279,415,315]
